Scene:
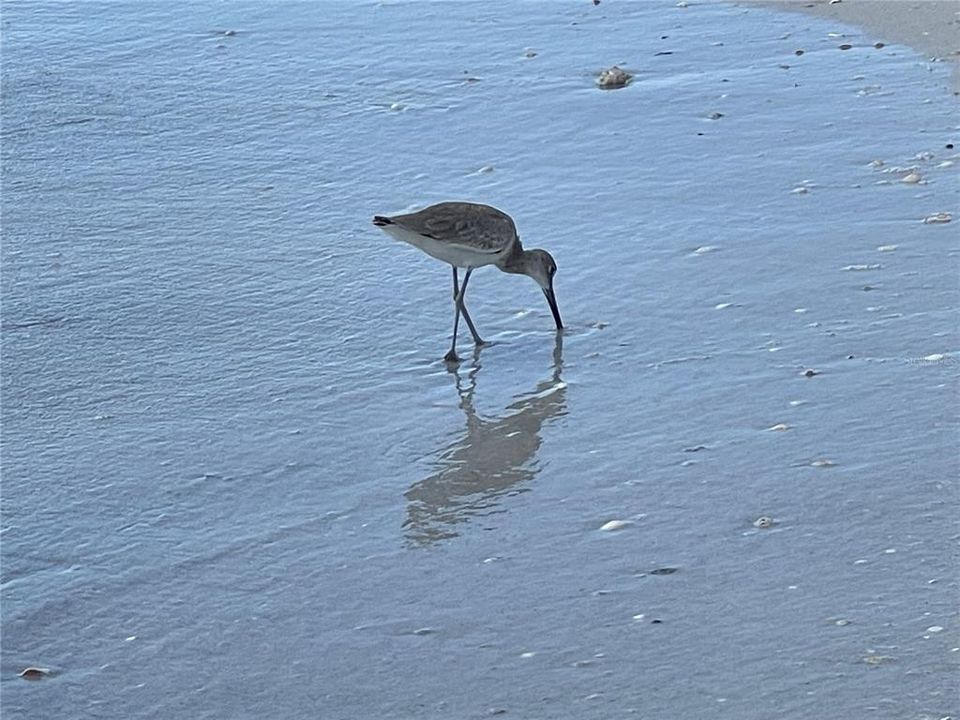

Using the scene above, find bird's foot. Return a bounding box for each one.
[443,350,461,363]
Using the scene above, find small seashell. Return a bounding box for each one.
[868,159,884,168]
[842,264,881,271]
[676,1,688,6]
[693,245,719,254]
[477,165,494,174]
[923,353,945,362]
[810,459,836,467]
[923,212,952,224]
[412,627,436,635]
[753,516,774,528]
[863,654,894,666]
[926,625,945,633]
[767,423,790,431]
[877,244,897,252]
[650,567,678,575]
[600,520,629,532]
[791,186,809,194]
[802,368,819,377]
[901,172,922,184]
[714,302,732,310]
[706,111,724,120]
[524,50,538,59]
[389,102,405,111]
[597,65,633,89]
[937,160,954,168]
[19,667,50,681]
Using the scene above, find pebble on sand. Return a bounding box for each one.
[19,667,50,681]
[922,212,952,224]
[597,66,632,89]
[600,520,629,532]
[802,369,819,377]
[900,172,922,184]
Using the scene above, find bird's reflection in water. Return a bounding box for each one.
[404,335,567,547]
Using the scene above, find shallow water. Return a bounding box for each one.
[2,1,958,718]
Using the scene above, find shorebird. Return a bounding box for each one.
[373,201,562,362]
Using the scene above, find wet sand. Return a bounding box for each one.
[743,0,960,92]
[3,1,957,718]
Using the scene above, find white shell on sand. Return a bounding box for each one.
[767,423,790,431]
[901,172,922,184]
[877,244,897,252]
[923,212,952,224]
[842,264,881,271]
[810,459,836,467]
[19,667,50,681]
[600,520,629,532]
[923,353,945,362]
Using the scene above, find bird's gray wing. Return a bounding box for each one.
[392,203,517,254]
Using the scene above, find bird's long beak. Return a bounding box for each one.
[543,285,563,330]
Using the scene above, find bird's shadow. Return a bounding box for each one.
[403,334,567,547]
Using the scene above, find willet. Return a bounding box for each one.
[373,201,562,362]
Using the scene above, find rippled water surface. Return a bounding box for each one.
[3,1,958,718]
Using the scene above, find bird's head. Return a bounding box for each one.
[524,249,562,330]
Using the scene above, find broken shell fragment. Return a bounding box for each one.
[600,520,630,532]
[19,667,50,681]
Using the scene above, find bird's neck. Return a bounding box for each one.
[499,239,528,275]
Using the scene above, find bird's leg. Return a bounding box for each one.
[445,268,463,362]
[454,268,484,346]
